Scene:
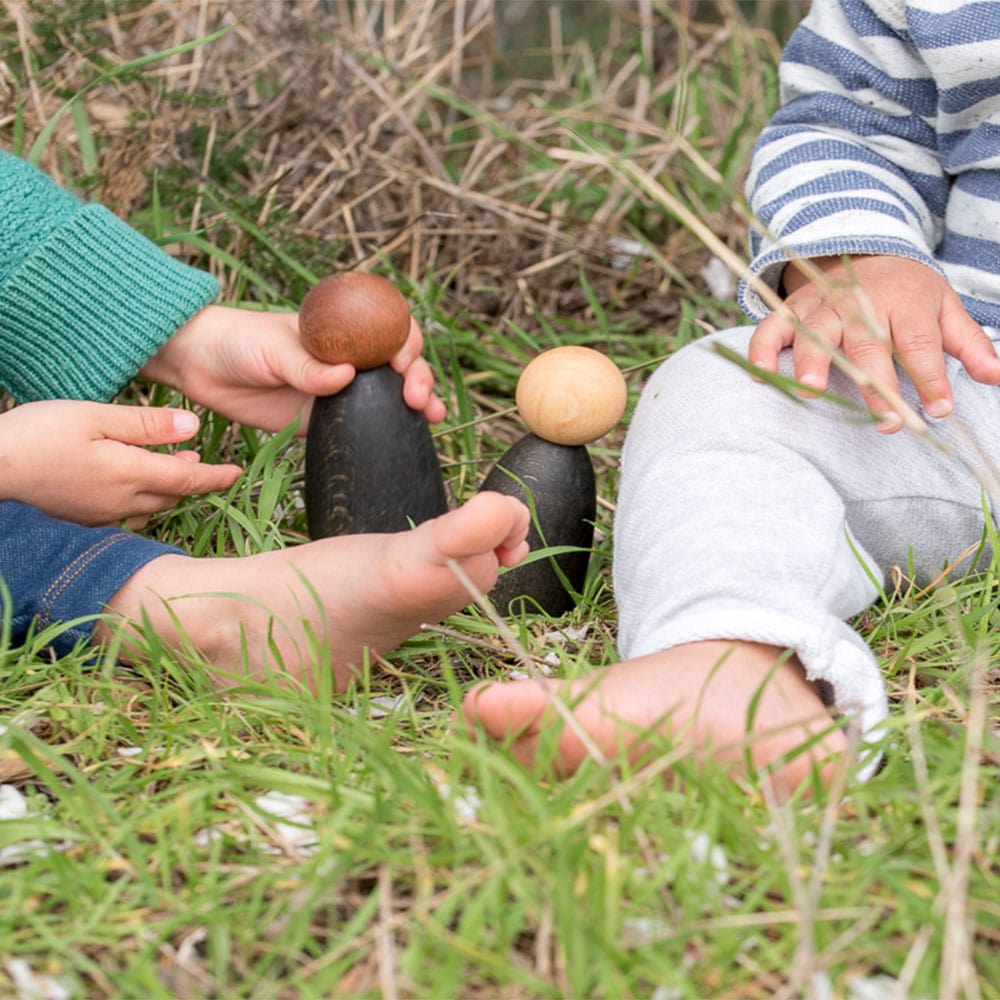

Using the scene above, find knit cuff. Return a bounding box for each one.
[737,238,941,322]
[0,203,219,402]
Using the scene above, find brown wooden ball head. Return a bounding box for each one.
[515,346,627,446]
[300,272,410,370]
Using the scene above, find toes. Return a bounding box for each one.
[432,493,527,562]
[463,679,587,772]
[463,678,548,739]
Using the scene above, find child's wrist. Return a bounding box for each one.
[139,306,213,391]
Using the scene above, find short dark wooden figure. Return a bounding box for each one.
[480,433,596,616]
[479,345,627,616]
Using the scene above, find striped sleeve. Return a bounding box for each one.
[739,0,947,319]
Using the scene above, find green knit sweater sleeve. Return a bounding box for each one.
[0,150,219,402]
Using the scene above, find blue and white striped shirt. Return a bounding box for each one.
[739,0,1000,331]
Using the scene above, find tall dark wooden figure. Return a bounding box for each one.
[480,346,627,616]
[306,367,447,536]
[300,272,448,539]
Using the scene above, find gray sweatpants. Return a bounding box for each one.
[613,326,1000,773]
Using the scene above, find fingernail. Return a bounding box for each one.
[875,412,903,431]
[798,373,822,396]
[173,410,199,435]
[925,398,951,419]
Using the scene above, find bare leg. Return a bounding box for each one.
[463,640,849,797]
[96,492,529,691]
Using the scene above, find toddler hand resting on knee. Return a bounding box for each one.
[748,254,1000,431]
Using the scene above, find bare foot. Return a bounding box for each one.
[463,640,850,797]
[97,491,529,691]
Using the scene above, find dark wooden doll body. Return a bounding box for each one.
[480,433,595,616]
[305,366,448,538]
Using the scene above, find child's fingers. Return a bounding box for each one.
[751,295,839,394]
[388,316,425,374]
[286,354,355,397]
[888,316,952,418]
[131,450,243,499]
[400,357,447,421]
[788,303,847,394]
[940,297,1000,385]
[385,317,446,421]
[747,311,795,378]
[101,405,201,446]
[838,315,906,431]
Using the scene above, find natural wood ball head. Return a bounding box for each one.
[515,346,627,446]
[300,272,410,370]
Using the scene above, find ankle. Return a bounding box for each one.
[96,554,198,646]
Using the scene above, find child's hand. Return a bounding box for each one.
[141,304,446,434]
[747,255,1000,432]
[0,400,242,528]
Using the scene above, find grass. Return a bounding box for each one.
[1,1,997,997]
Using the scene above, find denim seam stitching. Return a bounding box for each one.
[38,532,130,629]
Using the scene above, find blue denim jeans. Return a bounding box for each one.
[0,500,182,657]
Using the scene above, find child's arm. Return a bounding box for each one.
[0,152,219,405]
[739,0,948,323]
[0,400,241,527]
[736,1,1000,425]
[139,303,446,435]
[1,153,445,428]
[746,255,1000,431]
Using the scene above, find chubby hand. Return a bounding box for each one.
[141,305,446,433]
[0,400,242,528]
[747,255,1000,432]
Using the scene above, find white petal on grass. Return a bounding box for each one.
[608,235,649,269]
[0,841,54,867]
[175,927,208,966]
[192,827,223,850]
[684,830,729,886]
[621,915,672,946]
[1,712,42,737]
[650,987,684,1000]
[811,971,834,1000]
[5,959,72,1000]
[0,785,44,866]
[254,791,320,855]
[435,781,482,826]
[532,623,590,675]
[541,624,590,646]
[846,974,901,1000]
[0,784,28,820]
[368,694,409,718]
[191,794,320,855]
[699,255,736,300]
[345,693,411,718]
[507,661,553,680]
[0,785,71,867]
